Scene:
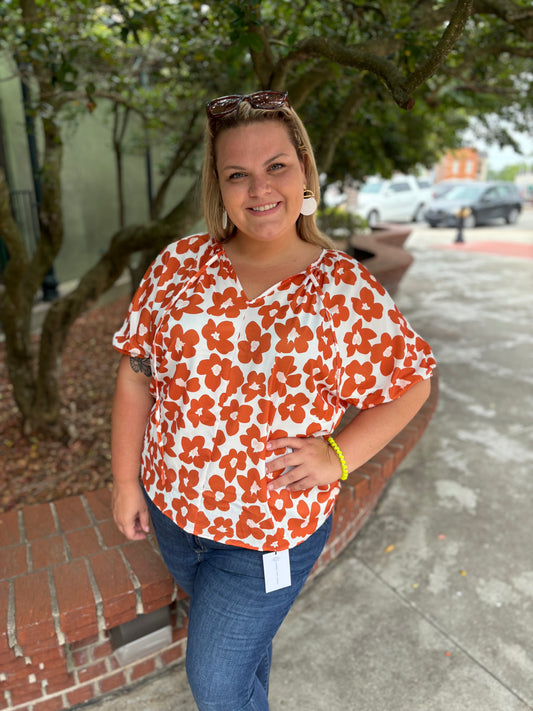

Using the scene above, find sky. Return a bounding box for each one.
[484,140,533,171]
[462,122,533,171]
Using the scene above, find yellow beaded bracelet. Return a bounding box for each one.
[327,436,349,481]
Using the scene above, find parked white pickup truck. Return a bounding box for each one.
[354,175,432,227]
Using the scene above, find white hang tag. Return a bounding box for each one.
[263,550,292,593]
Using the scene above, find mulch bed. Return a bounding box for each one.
[0,296,130,514]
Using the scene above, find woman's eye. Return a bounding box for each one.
[229,171,246,180]
[269,162,285,172]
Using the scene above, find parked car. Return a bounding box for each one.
[424,181,523,228]
[354,176,431,227]
[430,178,475,200]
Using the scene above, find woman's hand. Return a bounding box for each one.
[264,379,432,493]
[265,436,343,491]
[112,479,151,540]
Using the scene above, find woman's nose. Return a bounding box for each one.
[248,175,271,196]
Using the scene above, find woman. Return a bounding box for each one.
[111,91,435,710]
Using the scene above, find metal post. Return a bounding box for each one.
[455,207,469,243]
[41,267,59,301]
[455,212,465,243]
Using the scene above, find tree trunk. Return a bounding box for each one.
[1,303,37,424]
[19,115,69,438]
[1,134,202,440]
[112,104,130,228]
[0,170,39,428]
[24,178,202,440]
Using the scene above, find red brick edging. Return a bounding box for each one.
[0,377,438,711]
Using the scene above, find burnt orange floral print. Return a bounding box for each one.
[114,234,435,552]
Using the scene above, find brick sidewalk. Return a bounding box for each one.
[433,241,533,258]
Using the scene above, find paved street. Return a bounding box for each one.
[82,210,533,711]
[407,204,533,250]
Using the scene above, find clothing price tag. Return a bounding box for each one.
[262,550,291,594]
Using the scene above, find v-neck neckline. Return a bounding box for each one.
[214,240,325,303]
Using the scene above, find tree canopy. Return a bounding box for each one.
[0,0,532,437]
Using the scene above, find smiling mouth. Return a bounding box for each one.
[250,202,279,212]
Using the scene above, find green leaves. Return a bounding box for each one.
[1,0,530,185]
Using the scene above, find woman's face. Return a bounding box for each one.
[215,121,306,248]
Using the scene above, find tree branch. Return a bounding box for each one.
[249,25,277,88]
[280,37,414,108]
[473,0,533,39]
[316,83,364,174]
[287,67,340,109]
[274,1,480,110]
[160,175,202,229]
[405,0,475,93]
[40,89,176,127]
[483,44,533,58]
[40,176,203,362]
[150,112,204,220]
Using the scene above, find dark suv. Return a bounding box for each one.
[424,181,523,228]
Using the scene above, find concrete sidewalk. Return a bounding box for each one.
[83,240,533,711]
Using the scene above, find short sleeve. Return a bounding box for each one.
[336,261,436,410]
[112,248,169,358]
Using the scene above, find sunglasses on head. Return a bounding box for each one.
[206,91,289,119]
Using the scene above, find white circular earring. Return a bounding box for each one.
[222,209,228,230]
[301,188,317,216]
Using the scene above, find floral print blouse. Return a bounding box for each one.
[113,233,435,551]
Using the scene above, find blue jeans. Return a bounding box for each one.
[144,490,332,711]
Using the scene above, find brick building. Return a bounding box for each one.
[434,147,488,183]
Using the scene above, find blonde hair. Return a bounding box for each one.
[202,100,334,248]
